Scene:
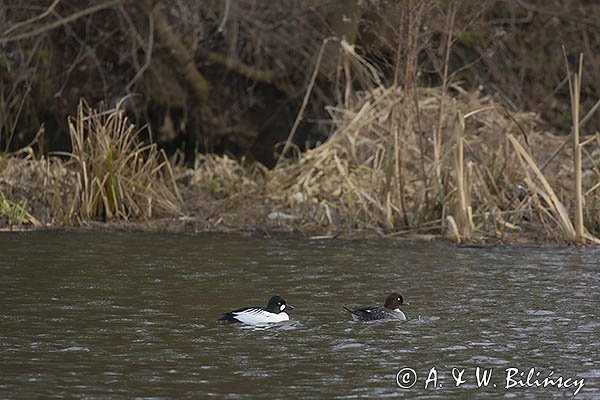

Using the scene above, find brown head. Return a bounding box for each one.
[384,292,404,309]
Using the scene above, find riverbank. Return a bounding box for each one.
[3,2,600,244]
[2,83,597,245]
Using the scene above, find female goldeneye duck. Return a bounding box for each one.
[218,295,294,325]
[343,292,407,321]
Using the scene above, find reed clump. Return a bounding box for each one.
[1,101,184,227]
[266,77,600,242]
[267,86,517,237]
[64,100,182,222]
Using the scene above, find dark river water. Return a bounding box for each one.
[0,232,598,399]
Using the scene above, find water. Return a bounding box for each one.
[1,232,598,399]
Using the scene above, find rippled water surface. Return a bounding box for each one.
[1,232,598,398]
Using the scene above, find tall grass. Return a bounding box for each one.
[507,133,576,241]
[453,110,471,242]
[265,33,600,243]
[568,53,585,243]
[563,51,600,244]
[64,99,181,222]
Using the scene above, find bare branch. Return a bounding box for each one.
[0,0,123,44]
[126,9,154,92]
[3,0,62,36]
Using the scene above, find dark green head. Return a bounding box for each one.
[266,295,293,313]
[384,292,404,310]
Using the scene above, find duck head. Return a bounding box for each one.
[384,292,405,310]
[266,295,294,313]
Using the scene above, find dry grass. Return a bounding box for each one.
[0,100,183,227]
[2,77,600,243]
[182,153,264,200]
[2,0,600,242]
[63,100,182,222]
[0,151,69,226]
[261,43,600,243]
[268,85,531,238]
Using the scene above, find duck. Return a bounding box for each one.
[218,295,294,324]
[343,292,407,321]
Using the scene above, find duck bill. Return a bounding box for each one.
[285,304,294,310]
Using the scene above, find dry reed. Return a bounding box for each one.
[2,7,600,242]
[563,51,600,244]
[63,99,181,222]
[264,42,600,242]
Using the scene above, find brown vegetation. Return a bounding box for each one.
[1,1,600,244]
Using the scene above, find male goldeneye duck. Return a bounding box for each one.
[343,292,407,321]
[218,295,294,325]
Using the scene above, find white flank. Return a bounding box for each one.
[393,309,407,321]
[233,309,290,325]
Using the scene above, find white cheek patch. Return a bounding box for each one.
[280,304,286,311]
